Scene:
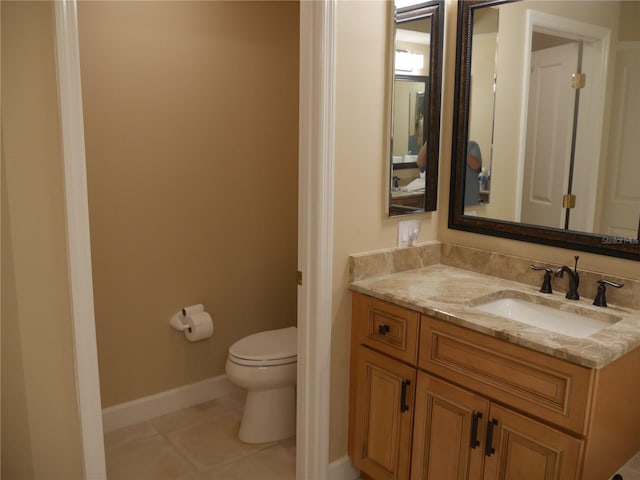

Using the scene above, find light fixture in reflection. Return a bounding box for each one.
[395,50,424,73]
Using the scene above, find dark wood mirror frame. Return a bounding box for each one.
[449,0,640,261]
[389,0,444,215]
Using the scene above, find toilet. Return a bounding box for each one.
[225,326,297,444]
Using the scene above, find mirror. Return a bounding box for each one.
[450,0,640,260]
[389,0,444,216]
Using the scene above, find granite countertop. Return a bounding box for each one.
[350,264,640,369]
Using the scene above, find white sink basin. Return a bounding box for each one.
[473,293,619,338]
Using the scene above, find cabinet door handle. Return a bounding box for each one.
[378,324,390,335]
[470,411,482,449]
[485,418,498,456]
[400,379,411,412]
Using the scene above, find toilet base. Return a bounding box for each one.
[239,384,296,444]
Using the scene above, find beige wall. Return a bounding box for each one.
[77,1,299,408]
[619,1,640,41]
[1,2,85,477]
[468,31,497,189]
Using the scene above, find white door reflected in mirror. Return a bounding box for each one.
[464,1,640,238]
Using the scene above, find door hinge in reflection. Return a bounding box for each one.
[563,194,577,209]
[297,271,302,286]
[571,73,586,89]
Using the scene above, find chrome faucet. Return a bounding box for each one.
[554,256,580,300]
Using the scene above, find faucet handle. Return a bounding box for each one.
[598,279,624,289]
[530,265,552,271]
[593,279,624,307]
[530,265,553,294]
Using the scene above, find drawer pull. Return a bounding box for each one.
[485,418,498,456]
[378,324,390,335]
[470,411,482,449]
[400,379,411,412]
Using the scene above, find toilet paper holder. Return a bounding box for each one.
[169,304,205,332]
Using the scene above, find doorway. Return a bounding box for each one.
[54,1,335,478]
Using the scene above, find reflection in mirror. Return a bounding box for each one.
[392,76,428,158]
[468,7,498,207]
[450,0,640,260]
[389,1,443,216]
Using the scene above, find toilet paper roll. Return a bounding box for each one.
[169,311,186,331]
[182,304,205,317]
[184,311,214,342]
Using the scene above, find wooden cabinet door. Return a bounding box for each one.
[483,405,584,480]
[351,346,417,480]
[411,373,489,480]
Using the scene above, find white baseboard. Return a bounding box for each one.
[327,456,360,480]
[102,374,237,432]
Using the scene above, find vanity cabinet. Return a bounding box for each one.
[410,373,487,479]
[349,292,640,480]
[419,316,593,436]
[352,346,416,480]
[349,292,420,480]
[411,373,582,480]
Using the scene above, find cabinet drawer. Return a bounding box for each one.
[353,293,420,365]
[419,316,595,435]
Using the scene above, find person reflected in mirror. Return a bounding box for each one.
[417,142,427,173]
[401,142,427,193]
[408,114,424,155]
[465,140,482,206]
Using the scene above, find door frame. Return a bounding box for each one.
[54,1,335,478]
[515,9,609,226]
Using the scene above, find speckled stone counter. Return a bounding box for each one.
[350,263,640,369]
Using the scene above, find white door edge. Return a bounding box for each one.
[297,1,336,479]
[53,1,107,478]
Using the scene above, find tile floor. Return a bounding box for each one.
[104,388,295,480]
[105,386,640,480]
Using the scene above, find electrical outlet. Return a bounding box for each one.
[398,220,420,247]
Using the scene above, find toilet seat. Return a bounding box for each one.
[228,326,297,367]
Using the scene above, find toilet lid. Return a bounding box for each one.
[228,326,297,365]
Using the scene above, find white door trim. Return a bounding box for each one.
[53,2,106,478]
[297,1,336,479]
[55,1,335,478]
